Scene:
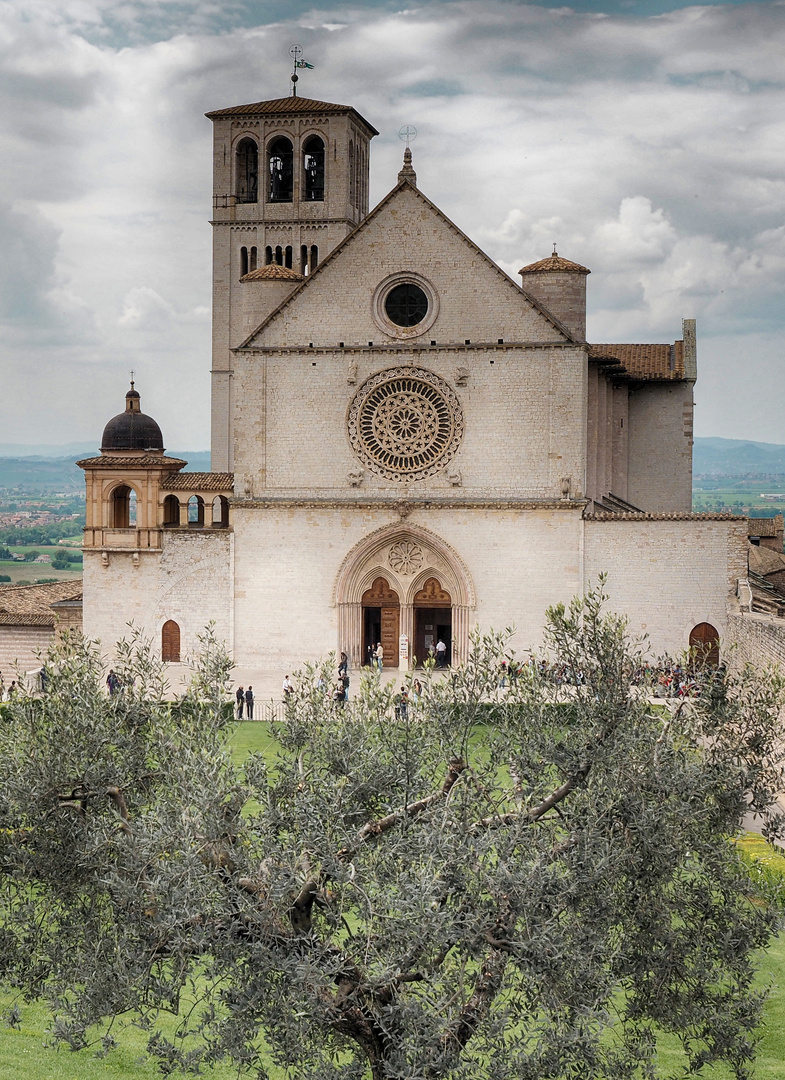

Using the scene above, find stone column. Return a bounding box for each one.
[452,605,472,667]
[338,602,363,667]
[399,604,414,670]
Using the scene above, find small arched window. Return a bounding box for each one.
[162,620,181,663]
[310,244,318,271]
[163,494,180,527]
[265,246,273,265]
[285,245,293,269]
[235,138,258,203]
[187,495,205,527]
[303,135,324,201]
[275,245,283,265]
[268,137,293,202]
[300,244,308,274]
[211,495,229,528]
[249,246,257,272]
[240,246,249,276]
[354,144,361,210]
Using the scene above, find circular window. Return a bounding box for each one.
[385,283,428,327]
[348,367,463,482]
[372,273,439,339]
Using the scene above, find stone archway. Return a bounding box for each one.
[361,577,400,668]
[334,523,475,668]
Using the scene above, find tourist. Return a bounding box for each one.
[374,642,384,671]
[245,685,254,720]
[282,675,294,698]
[338,651,348,677]
[106,669,120,696]
[394,685,409,720]
[235,685,244,719]
[411,678,423,703]
[435,639,447,667]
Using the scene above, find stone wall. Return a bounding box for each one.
[0,625,52,678]
[725,610,785,671]
[584,516,747,657]
[627,382,693,512]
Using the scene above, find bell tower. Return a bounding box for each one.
[206,94,379,471]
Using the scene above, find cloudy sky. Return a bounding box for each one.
[0,0,783,451]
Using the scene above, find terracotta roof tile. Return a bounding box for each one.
[748,514,783,537]
[519,253,590,274]
[205,96,379,134]
[241,265,304,282]
[0,579,83,616]
[749,543,785,577]
[77,454,187,469]
[160,472,234,492]
[588,342,685,381]
[0,612,55,627]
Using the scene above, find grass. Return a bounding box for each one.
[2,721,785,1078]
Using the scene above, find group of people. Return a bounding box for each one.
[0,675,17,701]
[235,685,255,719]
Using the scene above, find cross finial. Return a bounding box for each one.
[130,369,135,389]
[289,43,314,96]
[398,124,417,149]
[552,243,557,256]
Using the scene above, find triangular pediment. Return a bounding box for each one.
[240,179,572,349]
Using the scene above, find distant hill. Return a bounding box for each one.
[0,450,212,490]
[693,438,785,476]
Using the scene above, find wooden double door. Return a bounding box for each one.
[362,578,400,667]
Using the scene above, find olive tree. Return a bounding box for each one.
[0,587,783,1080]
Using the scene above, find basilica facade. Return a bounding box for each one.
[79,92,746,676]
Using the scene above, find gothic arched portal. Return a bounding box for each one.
[334,524,474,669]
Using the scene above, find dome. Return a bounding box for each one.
[101,384,164,452]
[518,251,590,275]
[240,265,304,282]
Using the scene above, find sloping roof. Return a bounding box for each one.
[519,253,590,275]
[585,511,743,522]
[160,472,234,492]
[588,342,685,381]
[77,454,187,469]
[0,580,83,626]
[748,514,783,538]
[241,265,304,282]
[205,96,379,135]
[237,178,574,349]
[749,543,785,577]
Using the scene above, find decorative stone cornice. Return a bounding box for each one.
[232,496,588,511]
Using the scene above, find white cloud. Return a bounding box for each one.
[0,0,784,444]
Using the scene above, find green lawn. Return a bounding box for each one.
[1,721,784,1079]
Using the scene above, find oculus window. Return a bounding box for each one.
[385,283,428,327]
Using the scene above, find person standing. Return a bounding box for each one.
[338,652,348,677]
[435,639,447,668]
[282,675,294,698]
[106,669,120,696]
[245,685,254,720]
[375,642,384,671]
[235,685,244,719]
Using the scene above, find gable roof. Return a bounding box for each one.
[237,177,574,349]
[205,96,378,136]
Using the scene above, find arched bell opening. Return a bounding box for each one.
[361,577,400,668]
[235,137,258,204]
[302,135,325,201]
[211,495,229,528]
[413,577,452,668]
[268,136,293,202]
[187,495,205,527]
[163,494,181,527]
[688,622,720,668]
[110,484,137,529]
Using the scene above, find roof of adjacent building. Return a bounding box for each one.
[748,514,784,538]
[205,96,379,134]
[241,265,304,282]
[0,580,83,626]
[519,252,590,275]
[749,543,785,577]
[160,472,234,492]
[588,341,685,381]
[77,454,187,469]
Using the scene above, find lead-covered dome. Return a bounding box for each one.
[101,384,164,452]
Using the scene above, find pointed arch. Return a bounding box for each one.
[333,523,474,669]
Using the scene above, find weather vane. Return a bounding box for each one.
[289,44,314,97]
[398,125,417,148]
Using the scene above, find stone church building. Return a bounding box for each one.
[78,92,746,676]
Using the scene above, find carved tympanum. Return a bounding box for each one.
[388,540,424,576]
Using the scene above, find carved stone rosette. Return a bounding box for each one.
[387,540,424,576]
[347,366,463,482]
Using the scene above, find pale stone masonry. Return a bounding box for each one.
[79,88,747,676]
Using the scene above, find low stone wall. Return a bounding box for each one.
[725,610,785,671]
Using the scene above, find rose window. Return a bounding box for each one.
[348,367,463,481]
[388,540,424,575]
